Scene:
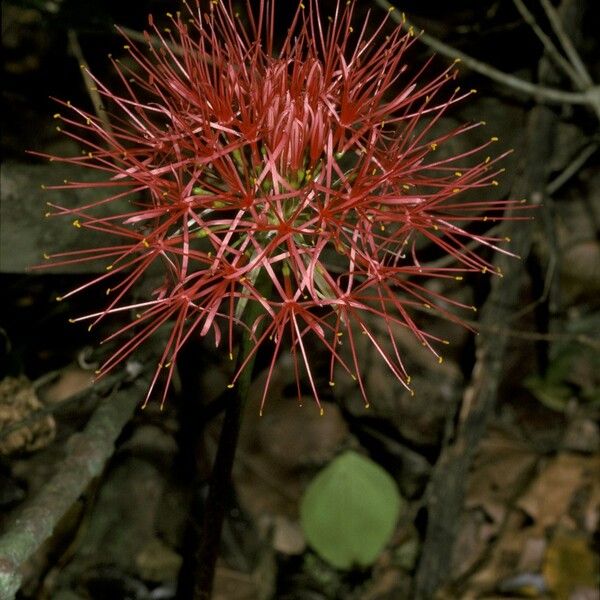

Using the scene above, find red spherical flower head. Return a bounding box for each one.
[36,0,527,412]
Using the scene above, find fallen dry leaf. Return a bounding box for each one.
[0,375,55,454]
[542,532,598,600]
[517,454,599,534]
[467,426,538,524]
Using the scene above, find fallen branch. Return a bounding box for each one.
[0,378,146,599]
[413,102,556,600]
[411,0,590,594]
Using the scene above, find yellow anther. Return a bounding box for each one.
[72,219,81,228]
[123,45,130,49]
[142,238,150,247]
[504,236,511,242]
[329,381,335,387]
[491,180,499,186]
[455,171,462,177]
[453,188,460,193]
[319,408,324,416]
[438,356,443,364]
[227,383,234,388]
[53,113,60,119]
[455,276,463,281]
[491,136,499,141]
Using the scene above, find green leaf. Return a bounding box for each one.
[300,450,404,570]
[524,375,572,412]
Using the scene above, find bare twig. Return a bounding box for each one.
[537,0,600,120]
[546,141,599,195]
[468,321,600,349]
[539,0,593,87]
[67,29,112,133]
[373,0,597,109]
[512,0,582,87]
[0,378,146,599]
[67,29,113,136]
[414,104,556,600]
[117,25,185,56]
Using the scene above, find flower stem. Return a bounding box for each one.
[193,294,266,599]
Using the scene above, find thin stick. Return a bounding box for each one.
[512,0,582,88]
[546,141,599,195]
[537,0,600,120]
[539,0,593,87]
[117,25,185,56]
[373,0,592,107]
[67,29,113,136]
